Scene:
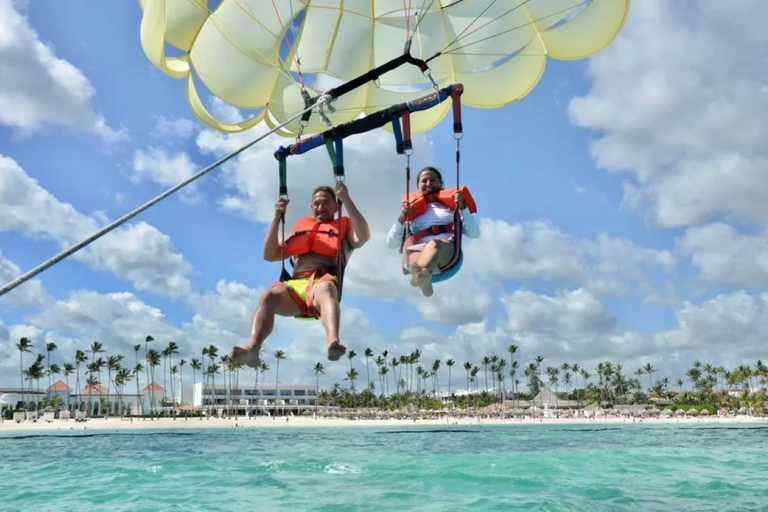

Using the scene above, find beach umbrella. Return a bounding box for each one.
[674,409,685,416]
[661,409,673,416]
[685,408,699,416]
[700,409,711,416]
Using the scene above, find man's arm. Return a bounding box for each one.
[336,182,370,249]
[263,198,289,261]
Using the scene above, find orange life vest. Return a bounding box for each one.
[400,186,477,222]
[284,216,350,259]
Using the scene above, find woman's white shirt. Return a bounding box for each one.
[386,202,480,249]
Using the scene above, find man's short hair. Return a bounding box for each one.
[311,185,336,200]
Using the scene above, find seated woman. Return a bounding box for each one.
[386,166,480,297]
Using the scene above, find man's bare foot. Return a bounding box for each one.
[231,346,261,368]
[327,340,346,361]
[414,268,434,297]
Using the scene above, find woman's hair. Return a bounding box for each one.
[416,166,444,186]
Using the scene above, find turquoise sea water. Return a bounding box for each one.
[2,423,768,511]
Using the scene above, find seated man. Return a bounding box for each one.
[231,182,370,368]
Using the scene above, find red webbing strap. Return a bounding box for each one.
[401,110,412,152]
[336,202,345,302]
[451,84,463,137]
[279,215,291,282]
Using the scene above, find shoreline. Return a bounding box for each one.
[1,415,765,433]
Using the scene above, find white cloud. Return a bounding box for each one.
[655,291,768,361]
[28,290,182,355]
[131,147,203,204]
[465,219,674,297]
[0,251,52,307]
[149,116,199,143]
[677,222,768,288]
[569,1,768,228]
[0,154,192,298]
[0,0,127,142]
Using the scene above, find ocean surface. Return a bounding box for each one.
[2,423,768,511]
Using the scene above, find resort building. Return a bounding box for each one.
[6,380,172,416]
[192,383,317,416]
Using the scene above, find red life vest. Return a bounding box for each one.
[400,186,477,222]
[284,217,350,259]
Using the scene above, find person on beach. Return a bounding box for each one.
[231,182,370,368]
[386,167,480,296]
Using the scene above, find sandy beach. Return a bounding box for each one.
[1,415,765,432]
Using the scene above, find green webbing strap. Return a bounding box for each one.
[278,158,288,198]
[325,138,337,167]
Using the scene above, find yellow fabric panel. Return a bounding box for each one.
[536,0,631,60]
[186,75,264,133]
[139,0,190,79]
[139,0,631,135]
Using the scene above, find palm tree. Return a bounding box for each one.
[463,361,472,392]
[162,345,171,402]
[390,357,400,393]
[379,366,389,396]
[481,356,491,392]
[113,367,133,416]
[258,362,269,416]
[643,363,656,391]
[89,342,105,411]
[144,335,154,410]
[445,359,455,396]
[45,342,57,392]
[273,350,286,415]
[146,349,161,415]
[364,348,373,392]
[344,368,359,394]
[16,337,33,408]
[107,355,124,408]
[74,350,87,411]
[313,362,325,414]
[48,364,61,394]
[133,363,144,414]
[26,357,45,411]
[206,345,220,415]
[62,363,75,410]
[178,359,186,405]
[431,359,441,396]
[133,344,142,413]
[170,365,179,410]
[167,341,180,400]
[191,359,202,409]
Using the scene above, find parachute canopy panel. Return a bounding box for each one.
[139,0,630,136]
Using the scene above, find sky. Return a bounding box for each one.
[1,0,768,392]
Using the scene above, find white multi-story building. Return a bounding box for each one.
[193,383,317,416]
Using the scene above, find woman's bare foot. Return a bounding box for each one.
[414,268,434,297]
[409,264,423,287]
[327,340,347,361]
[231,345,261,368]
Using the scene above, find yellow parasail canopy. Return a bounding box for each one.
[139,0,630,136]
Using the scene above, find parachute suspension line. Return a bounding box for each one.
[402,0,412,43]
[443,0,594,55]
[197,1,303,91]
[270,0,306,90]
[412,0,437,35]
[0,95,328,299]
[439,0,503,54]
